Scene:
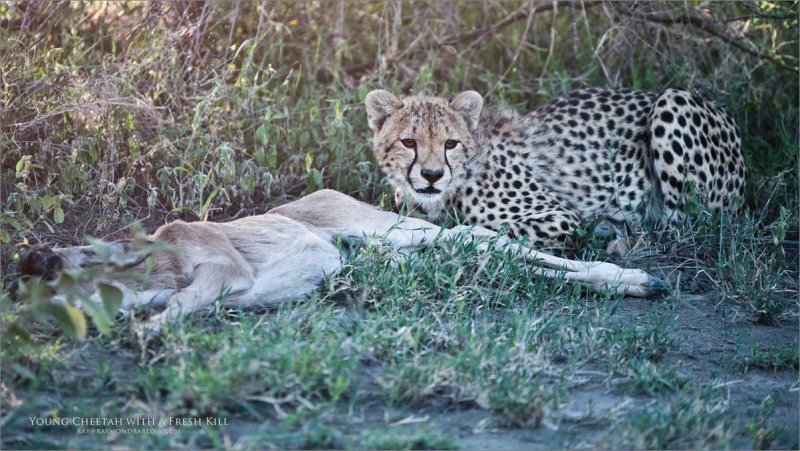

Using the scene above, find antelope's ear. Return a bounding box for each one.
[365,90,402,133]
[450,91,483,129]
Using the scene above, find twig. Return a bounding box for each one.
[617,6,797,72]
[538,1,558,82]
[486,1,537,98]
[439,0,604,46]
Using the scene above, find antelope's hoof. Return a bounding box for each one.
[645,276,669,297]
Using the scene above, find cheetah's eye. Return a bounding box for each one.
[444,140,458,150]
[400,139,416,148]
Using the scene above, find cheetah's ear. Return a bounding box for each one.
[365,90,402,133]
[450,91,483,129]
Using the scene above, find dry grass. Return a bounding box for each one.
[1,2,796,239]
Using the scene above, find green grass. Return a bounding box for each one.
[739,345,800,371]
[2,1,798,449]
[359,430,457,450]
[612,387,734,449]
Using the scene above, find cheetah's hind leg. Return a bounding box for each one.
[646,89,747,220]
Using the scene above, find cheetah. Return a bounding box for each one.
[364,87,747,250]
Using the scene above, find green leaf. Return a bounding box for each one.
[79,296,112,335]
[45,301,87,339]
[312,169,323,187]
[98,283,123,317]
[192,101,207,128]
[41,195,57,210]
[255,123,268,146]
[25,279,55,313]
[10,363,36,380]
[6,322,32,345]
[0,214,23,231]
[86,238,113,262]
[199,187,220,220]
[55,270,79,295]
[53,205,65,224]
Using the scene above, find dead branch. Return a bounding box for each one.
[439,0,605,46]
[616,5,797,73]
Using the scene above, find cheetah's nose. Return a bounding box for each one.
[420,168,444,184]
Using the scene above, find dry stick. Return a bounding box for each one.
[440,0,605,46]
[224,0,241,62]
[593,30,615,82]
[386,0,402,67]
[537,1,558,82]
[485,2,537,99]
[618,8,797,73]
[734,0,798,22]
[346,30,430,81]
[581,0,615,85]
[335,0,346,54]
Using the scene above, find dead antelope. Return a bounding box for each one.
[19,189,666,340]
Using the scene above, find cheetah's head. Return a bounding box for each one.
[365,90,483,219]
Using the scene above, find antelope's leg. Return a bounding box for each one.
[139,264,253,339]
[274,190,666,297]
[525,266,662,298]
[355,213,452,248]
[340,209,665,297]
[449,225,626,273]
[270,189,451,248]
[445,225,667,298]
[351,216,665,297]
[83,282,174,313]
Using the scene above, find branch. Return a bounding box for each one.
[439,0,605,46]
[617,6,797,73]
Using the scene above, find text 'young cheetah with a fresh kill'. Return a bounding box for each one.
[365,87,747,252]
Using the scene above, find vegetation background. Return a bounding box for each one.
[1,1,798,449]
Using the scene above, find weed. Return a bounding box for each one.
[620,359,689,395]
[740,346,800,371]
[359,430,457,450]
[613,387,733,449]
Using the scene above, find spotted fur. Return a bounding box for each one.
[365,87,747,249]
